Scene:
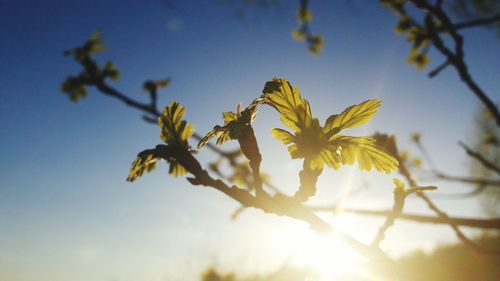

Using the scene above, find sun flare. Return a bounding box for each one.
[279,218,371,281]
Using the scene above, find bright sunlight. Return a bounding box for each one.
[278,216,374,281]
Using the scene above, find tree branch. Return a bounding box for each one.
[454,14,500,30]
[459,141,500,175]
[408,0,500,127]
[311,206,500,229]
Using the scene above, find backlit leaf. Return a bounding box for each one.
[127,144,186,181]
[333,136,399,173]
[159,101,193,148]
[198,125,232,149]
[271,128,295,145]
[393,178,405,189]
[324,99,382,134]
[292,29,307,41]
[222,111,238,124]
[262,78,312,132]
[297,8,313,24]
[198,99,263,149]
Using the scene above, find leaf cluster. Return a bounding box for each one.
[291,1,323,54]
[127,102,194,181]
[60,31,120,101]
[262,78,398,173]
[128,78,398,204]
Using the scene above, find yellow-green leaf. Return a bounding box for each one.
[324,99,382,134]
[271,128,295,145]
[222,111,238,124]
[407,49,429,71]
[159,101,193,148]
[318,147,342,169]
[197,125,231,149]
[168,160,187,177]
[127,145,186,181]
[333,136,399,173]
[262,78,312,132]
[297,8,313,24]
[308,35,323,55]
[393,178,405,189]
[292,29,307,41]
[127,153,158,182]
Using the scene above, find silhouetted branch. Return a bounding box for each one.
[408,0,500,127]
[177,152,418,280]
[94,80,239,159]
[454,13,500,30]
[375,131,500,254]
[428,59,450,78]
[95,80,160,116]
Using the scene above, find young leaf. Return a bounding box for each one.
[393,178,405,189]
[127,144,186,181]
[197,125,232,149]
[60,76,87,102]
[103,61,120,80]
[159,101,193,148]
[262,78,312,132]
[128,150,159,182]
[333,136,399,173]
[324,99,382,133]
[198,99,264,149]
[271,128,295,145]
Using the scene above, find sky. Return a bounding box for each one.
[1,0,500,281]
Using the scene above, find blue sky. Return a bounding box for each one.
[1,0,499,280]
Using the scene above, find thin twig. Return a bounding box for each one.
[459,141,500,176]
[310,206,500,229]
[434,172,500,187]
[428,59,450,78]
[454,13,500,30]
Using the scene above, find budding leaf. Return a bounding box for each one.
[61,76,87,102]
[324,99,382,133]
[262,78,312,132]
[333,136,399,173]
[262,78,398,173]
[159,101,193,148]
[198,99,264,149]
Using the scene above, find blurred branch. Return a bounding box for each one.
[371,185,407,247]
[434,172,500,187]
[374,132,500,254]
[428,59,450,78]
[405,0,500,127]
[454,13,500,30]
[459,141,500,175]
[311,206,500,229]
[428,185,487,199]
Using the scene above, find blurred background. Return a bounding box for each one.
[1,0,499,280]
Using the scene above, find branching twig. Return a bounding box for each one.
[176,151,417,280]
[407,0,500,127]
